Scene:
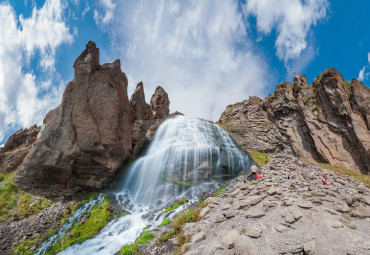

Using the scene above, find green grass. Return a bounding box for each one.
[161,198,187,214]
[45,197,112,255]
[312,105,320,112]
[318,163,370,188]
[13,236,40,255]
[0,172,51,223]
[342,81,354,97]
[246,150,270,167]
[161,174,192,187]
[160,218,171,226]
[158,231,175,242]
[119,232,154,255]
[120,244,139,255]
[215,183,227,196]
[172,207,203,234]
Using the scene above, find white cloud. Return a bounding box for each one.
[82,4,90,19]
[20,0,73,71]
[0,0,72,143]
[94,0,116,26]
[106,0,271,121]
[357,52,370,82]
[244,0,328,64]
[358,66,365,81]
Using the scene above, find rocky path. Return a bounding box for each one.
[143,153,370,255]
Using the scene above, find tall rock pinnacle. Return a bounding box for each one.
[15,42,132,196]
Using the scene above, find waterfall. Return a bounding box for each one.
[40,115,252,255]
[118,115,250,205]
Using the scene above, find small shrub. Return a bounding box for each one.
[158,231,175,242]
[177,231,191,246]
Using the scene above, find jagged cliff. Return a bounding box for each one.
[4,41,171,196]
[218,68,370,174]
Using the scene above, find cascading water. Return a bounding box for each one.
[39,115,252,255]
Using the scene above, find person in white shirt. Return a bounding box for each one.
[250,163,258,180]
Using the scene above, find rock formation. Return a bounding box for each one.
[0,125,40,173]
[218,68,370,174]
[138,153,370,255]
[130,83,171,158]
[14,41,171,196]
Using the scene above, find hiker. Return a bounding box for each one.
[285,170,292,180]
[256,171,263,179]
[250,163,258,180]
[246,173,253,181]
[322,174,331,186]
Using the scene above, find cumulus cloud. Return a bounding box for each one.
[244,0,328,64]
[105,0,271,121]
[0,0,72,143]
[94,0,116,26]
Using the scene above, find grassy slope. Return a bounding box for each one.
[0,172,51,223]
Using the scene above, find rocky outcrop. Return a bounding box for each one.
[0,125,40,173]
[137,153,370,255]
[13,41,171,196]
[1,125,39,153]
[218,68,370,174]
[16,41,132,195]
[149,86,170,119]
[130,83,170,158]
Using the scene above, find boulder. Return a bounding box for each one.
[245,226,262,238]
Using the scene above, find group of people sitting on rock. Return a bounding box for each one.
[247,163,263,180]
[247,162,333,186]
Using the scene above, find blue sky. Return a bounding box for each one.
[0,0,369,146]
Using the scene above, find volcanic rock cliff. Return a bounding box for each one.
[12,41,170,196]
[218,69,370,174]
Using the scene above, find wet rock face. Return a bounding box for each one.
[15,41,132,196]
[218,68,370,173]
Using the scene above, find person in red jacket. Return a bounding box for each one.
[256,171,263,179]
